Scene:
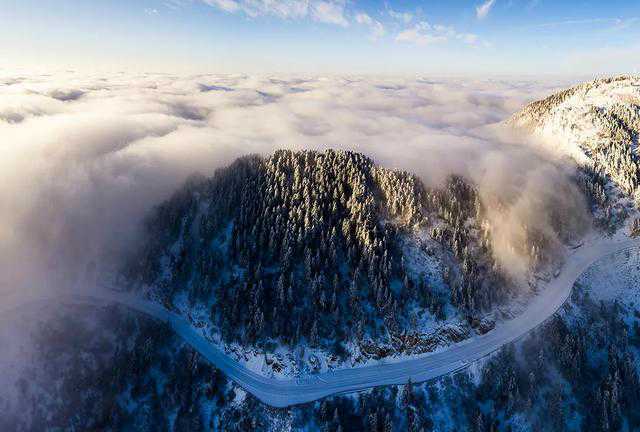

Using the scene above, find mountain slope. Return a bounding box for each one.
[121,149,580,373]
[125,151,503,364]
[510,76,640,204]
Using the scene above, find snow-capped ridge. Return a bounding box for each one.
[510,75,640,198]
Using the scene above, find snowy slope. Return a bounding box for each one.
[510,76,640,197]
[577,246,640,310]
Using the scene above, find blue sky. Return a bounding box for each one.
[1,0,638,75]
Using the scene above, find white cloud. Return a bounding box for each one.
[163,0,189,10]
[355,12,386,40]
[612,17,640,30]
[396,29,444,45]
[396,22,481,46]
[432,24,456,37]
[396,22,445,45]
[476,0,496,20]
[525,17,640,31]
[387,6,413,24]
[312,1,349,27]
[529,18,612,29]
[200,0,348,26]
[203,0,240,13]
[457,33,479,45]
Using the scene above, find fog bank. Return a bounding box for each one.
[0,72,585,296]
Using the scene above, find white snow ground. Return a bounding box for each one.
[510,75,640,196]
[577,244,640,313]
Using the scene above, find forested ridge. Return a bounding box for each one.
[511,75,640,198]
[9,257,640,432]
[126,149,568,354]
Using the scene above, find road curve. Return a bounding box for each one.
[3,238,638,407]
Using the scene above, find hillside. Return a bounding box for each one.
[510,76,640,215]
[123,149,575,372]
[7,77,640,431]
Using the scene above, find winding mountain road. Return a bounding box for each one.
[3,237,638,407]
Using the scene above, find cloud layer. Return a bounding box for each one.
[0,71,585,298]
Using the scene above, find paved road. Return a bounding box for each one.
[3,238,637,407]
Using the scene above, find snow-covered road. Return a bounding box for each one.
[3,237,638,407]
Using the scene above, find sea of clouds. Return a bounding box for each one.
[0,72,588,298]
[0,71,597,411]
